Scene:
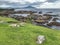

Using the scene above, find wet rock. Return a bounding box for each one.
[47,12,53,13]
[53,18,59,21]
[43,14,52,16]
[34,20,48,24]
[36,35,45,44]
[43,14,58,17]
[47,22,60,26]
[39,11,42,14]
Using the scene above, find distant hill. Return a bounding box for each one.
[14,6,39,11]
[24,6,36,9]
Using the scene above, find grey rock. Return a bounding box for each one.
[36,35,45,44]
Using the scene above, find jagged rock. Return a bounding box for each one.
[36,35,45,44]
[47,22,60,26]
[53,18,59,21]
[39,11,42,14]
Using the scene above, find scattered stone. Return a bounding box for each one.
[36,35,45,44]
[0,21,5,23]
[19,22,25,26]
[9,24,20,27]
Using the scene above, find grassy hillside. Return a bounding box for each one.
[0,16,60,45]
[0,16,18,22]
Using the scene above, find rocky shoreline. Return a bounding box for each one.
[0,9,60,30]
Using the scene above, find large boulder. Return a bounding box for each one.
[36,35,45,44]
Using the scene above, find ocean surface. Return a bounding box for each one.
[15,8,60,14]
[38,9,60,14]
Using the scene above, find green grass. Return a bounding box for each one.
[0,16,18,22]
[0,23,60,45]
[0,16,60,45]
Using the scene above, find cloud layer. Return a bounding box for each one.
[0,0,60,8]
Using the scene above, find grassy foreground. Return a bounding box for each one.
[0,16,60,45]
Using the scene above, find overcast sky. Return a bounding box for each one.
[0,0,60,8]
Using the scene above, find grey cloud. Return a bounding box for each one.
[0,0,44,8]
[47,0,57,2]
[0,0,59,8]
